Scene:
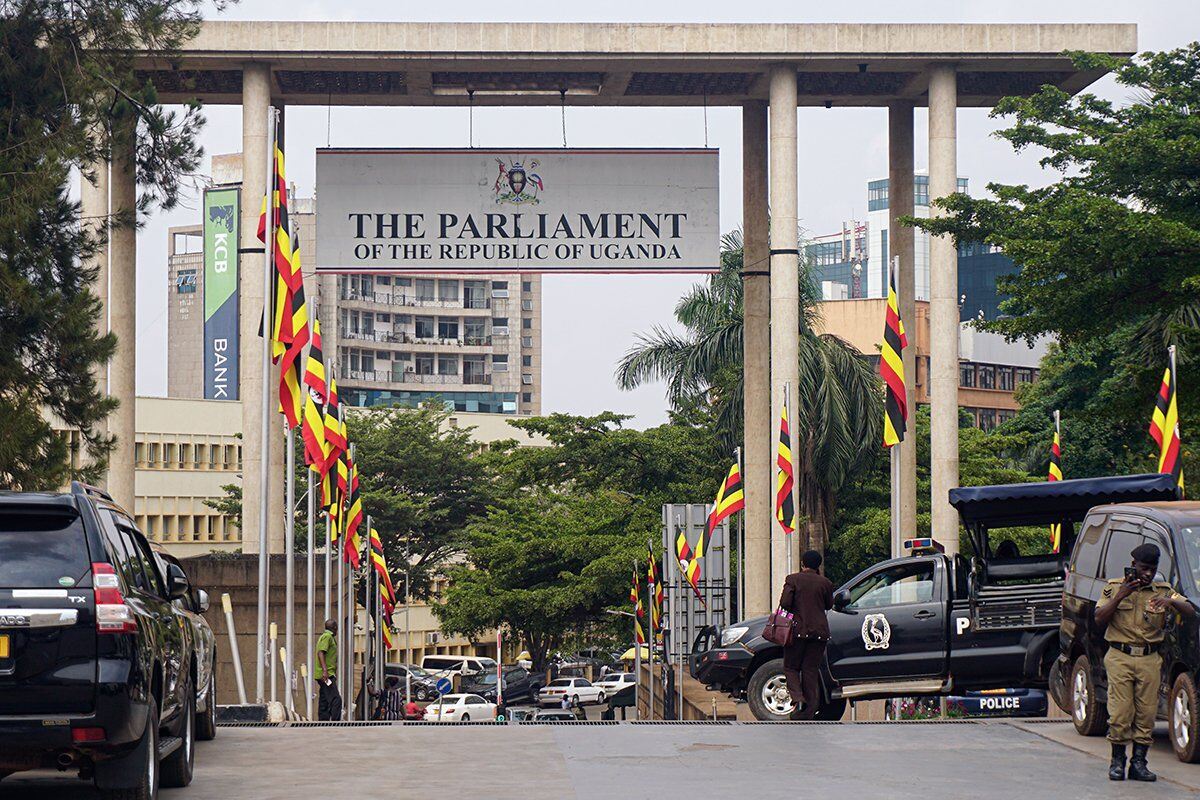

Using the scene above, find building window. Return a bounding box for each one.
[522,281,532,293]
[437,318,459,339]
[376,275,391,285]
[176,269,197,293]
[521,299,534,311]
[437,355,458,375]
[491,317,509,334]
[438,280,459,302]
[1015,367,1035,385]
[522,355,532,367]
[997,409,1016,426]
[464,280,488,309]
[522,392,532,403]
[521,336,533,348]
[415,278,435,302]
[977,365,996,390]
[978,408,998,431]
[415,316,435,339]
[522,317,532,329]
[491,281,509,298]
[996,367,1014,392]
[463,356,487,383]
[492,354,509,372]
[377,313,390,323]
[959,362,976,388]
[415,355,434,375]
[464,318,486,342]
[521,374,533,385]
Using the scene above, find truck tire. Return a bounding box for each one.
[196,670,217,741]
[746,659,793,721]
[1170,672,1200,763]
[96,703,158,800]
[160,693,194,788]
[814,698,847,721]
[1070,655,1107,737]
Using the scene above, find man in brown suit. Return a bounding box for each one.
[779,550,835,719]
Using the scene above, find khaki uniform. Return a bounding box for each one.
[1100,578,1184,745]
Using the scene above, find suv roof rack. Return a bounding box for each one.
[70,481,114,503]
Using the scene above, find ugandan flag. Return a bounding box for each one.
[381,624,394,652]
[704,462,745,546]
[301,319,329,471]
[775,397,797,536]
[277,279,309,431]
[343,458,364,566]
[369,529,396,616]
[322,377,348,481]
[674,526,705,606]
[328,453,349,542]
[1048,417,1063,552]
[256,143,302,362]
[1150,355,1184,495]
[881,259,908,448]
[646,545,663,635]
[630,568,646,646]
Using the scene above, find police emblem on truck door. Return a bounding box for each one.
[861,614,891,650]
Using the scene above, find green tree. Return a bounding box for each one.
[434,490,642,672]
[616,232,881,553]
[911,45,1199,483]
[1,1,222,488]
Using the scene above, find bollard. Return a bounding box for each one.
[711,698,717,721]
[222,593,248,705]
[299,664,308,720]
[269,622,278,705]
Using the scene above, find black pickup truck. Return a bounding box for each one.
[691,474,1180,721]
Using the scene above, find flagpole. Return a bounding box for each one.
[254,106,277,705]
[646,554,655,720]
[633,558,641,719]
[364,514,373,721]
[284,426,296,717]
[336,512,345,718]
[324,513,331,620]
[735,447,744,621]
[306,467,315,720]
[785,381,795,575]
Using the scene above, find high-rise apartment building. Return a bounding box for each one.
[165,155,543,415]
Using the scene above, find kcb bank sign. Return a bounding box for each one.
[202,187,240,400]
[314,148,720,274]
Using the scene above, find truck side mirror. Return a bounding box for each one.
[832,590,850,611]
[196,589,210,613]
[167,563,190,600]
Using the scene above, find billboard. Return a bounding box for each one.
[202,187,239,400]
[315,148,719,273]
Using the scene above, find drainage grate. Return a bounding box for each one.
[630,720,734,725]
[216,721,280,728]
[520,719,619,726]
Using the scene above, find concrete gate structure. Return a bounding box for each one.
[85,21,1136,621]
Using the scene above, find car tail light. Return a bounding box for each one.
[72,727,106,743]
[92,563,137,634]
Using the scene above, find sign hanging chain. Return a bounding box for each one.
[703,92,709,148]
[468,89,475,148]
[326,89,332,147]
[560,89,568,148]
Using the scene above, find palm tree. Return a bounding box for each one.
[615,229,882,553]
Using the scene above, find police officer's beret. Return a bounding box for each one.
[1131,542,1160,566]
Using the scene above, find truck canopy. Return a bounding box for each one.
[949,473,1180,565]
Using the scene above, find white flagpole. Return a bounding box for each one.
[735,446,744,621]
[364,514,373,721]
[646,554,655,721]
[306,467,315,720]
[336,513,344,718]
[285,425,296,716]
[254,106,277,704]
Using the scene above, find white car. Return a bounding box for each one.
[537,678,606,707]
[422,693,496,722]
[593,672,635,694]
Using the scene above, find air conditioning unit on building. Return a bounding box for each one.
[425,632,440,645]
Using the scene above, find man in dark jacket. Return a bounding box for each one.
[779,550,834,720]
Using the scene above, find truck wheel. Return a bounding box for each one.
[196,670,217,741]
[1070,655,1107,737]
[746,659,794,721]
[814,698,847,721]
[96,703,158,800]
[1170,672,1200,763]
[160,693,194,788]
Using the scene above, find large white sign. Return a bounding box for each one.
[315,148,719,273]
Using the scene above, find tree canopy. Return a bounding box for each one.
[0,1,220,488]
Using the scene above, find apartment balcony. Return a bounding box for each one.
[339,369,492,387]
[339,330,494,351]
[339,290,492,312]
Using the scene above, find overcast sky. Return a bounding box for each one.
[134,2,1195,427]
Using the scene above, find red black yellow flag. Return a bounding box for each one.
[277,279,309,431]
[704,461,745,546]
[301,318,329,471]
[322,376,348,480]
[343,458,364,566]
[256,143,302,361]
[369,529,395,617]
[1049,411,1063,552]
[881,258,908,448]
[674,526,705,606]
[1150,350,1184,495]
[646,544,663,636]
[775,394,797,536]
[630,568,646,646]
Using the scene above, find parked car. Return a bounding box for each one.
[593,672,635,695]
[461,665,541,703]
[153,549,218,741]
[537,678,606,707]
[1050,498,1200,762]
[692,474,1180,721]
[946,688,1048,718]
[530,709,578,722]
[420,654,498,679]
[0,482,198,798]
[507,707,538,721]
[422,694,496,722]
[384,663,439,701]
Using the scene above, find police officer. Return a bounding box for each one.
[1095,542,1195,781]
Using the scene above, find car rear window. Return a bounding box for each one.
[0,510,92,588]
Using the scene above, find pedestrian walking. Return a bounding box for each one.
[778,549,834,720]
[314,618,342,721]
[1095,542,1195,781]
[373,676,404,721]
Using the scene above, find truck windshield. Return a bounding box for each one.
[1180,527,1200,596]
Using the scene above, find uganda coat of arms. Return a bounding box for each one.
[492,157,544,205]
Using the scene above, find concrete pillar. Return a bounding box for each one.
[927,65,960,555]
[741,101,772,617]
[768,65,800,585]
[240,63,271,555]
[106,132,137,510]
[81,154,110,487]
[888,102,918,553]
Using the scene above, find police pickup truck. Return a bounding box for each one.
[691,474,1181,721]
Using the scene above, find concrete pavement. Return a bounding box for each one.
[3,721,1197,799]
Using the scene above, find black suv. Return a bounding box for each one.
[1051,500,1200,762]
[0,483,197,798]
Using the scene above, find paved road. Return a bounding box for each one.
[4,721,1197,799]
